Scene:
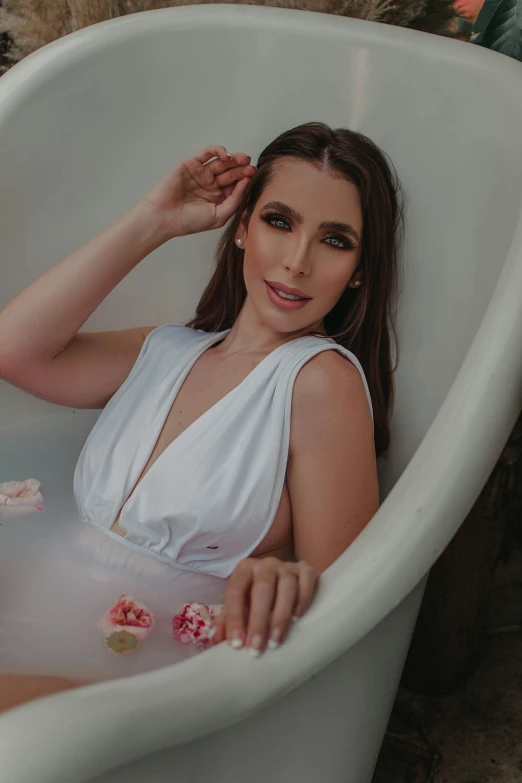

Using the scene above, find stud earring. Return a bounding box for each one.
[354,280,361,288]
[236,237,243,246]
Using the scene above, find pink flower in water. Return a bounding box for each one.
[172,602,225,650]
[107,594,154,629]
[0,478,43,515]
[99,594,155,654]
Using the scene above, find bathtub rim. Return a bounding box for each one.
[1,2,522,114]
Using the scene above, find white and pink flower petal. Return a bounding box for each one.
[99,594,155,654]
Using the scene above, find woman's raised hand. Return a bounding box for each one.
[140,145,256,239]
[211,557,319,657]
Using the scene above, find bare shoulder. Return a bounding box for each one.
[290,349,373,452]
[287,350,378,570]
[294,348,364,399]
[292,348,369,407]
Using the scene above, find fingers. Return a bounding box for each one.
[224,560,252,649]
[216,163,256,188]
[294,561,319,618]
[204,155,256,193]
[199,150,256,190]
[245,563,278,657]
[214,177,251,227]
[193,145,233,164]
[211,610,227,645]
[194,145,252,170]
[211,560,320,657]
[221,184,235,201]
[268,569,299,649]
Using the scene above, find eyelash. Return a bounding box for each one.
[259,211,357,251]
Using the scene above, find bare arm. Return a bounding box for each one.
[0,146,255,410]
[0,202,167,367]
[287,351,378,572]
[0,202,168,408]
[211,354,376,652]
[0,326,157,409]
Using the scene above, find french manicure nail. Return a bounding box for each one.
[249,647,261,658]
[268,639,280,650]
[229,631,243,649]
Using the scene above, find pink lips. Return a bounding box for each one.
[265,281,311,311]
[265,280,310,299]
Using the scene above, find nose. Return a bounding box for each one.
[283,240,312,276]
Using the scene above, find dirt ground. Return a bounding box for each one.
[373,548,522,783]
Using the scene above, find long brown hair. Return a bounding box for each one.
[186,122,405,456]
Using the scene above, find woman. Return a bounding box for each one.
[0,121,404,711]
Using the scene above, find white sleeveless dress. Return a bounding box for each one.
[0,324,372,682]
[74,323,373,578]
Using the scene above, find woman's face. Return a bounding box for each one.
[239,158,363,336]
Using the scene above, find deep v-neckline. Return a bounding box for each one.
[111,328,295,530]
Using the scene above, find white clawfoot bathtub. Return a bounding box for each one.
[0,6,522,782]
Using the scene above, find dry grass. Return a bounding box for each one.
[0,0,457,73]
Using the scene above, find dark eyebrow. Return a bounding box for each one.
[260,200,360,243]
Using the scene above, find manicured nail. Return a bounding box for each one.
[228,630,243,649]
[248,635,263,656]
[268,639,280,650]
[268,629,282,649]
[291,615,300,624]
